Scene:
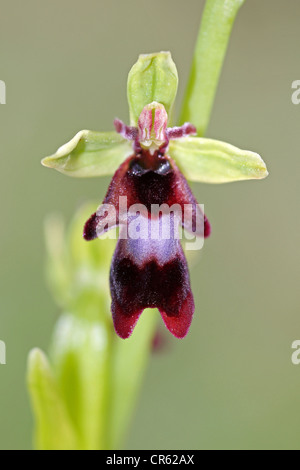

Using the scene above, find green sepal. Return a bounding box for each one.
[169,137,268,183]
[127,52,178,126]
[42,131,132,177]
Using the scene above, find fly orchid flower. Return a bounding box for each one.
[42,52,268,339]
[83,101,210,339]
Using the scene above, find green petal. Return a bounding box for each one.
[27,348,78,450]
[169,137,268,183]
[127,52,178,126]
[41,130,132,177]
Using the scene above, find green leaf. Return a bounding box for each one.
[127,52,178,126]
[27,348,78,450]
[50,314,112,450]
[169,137,268,183]
[109,309,159,449]
[180,0,245,136]
[42,130,132,177]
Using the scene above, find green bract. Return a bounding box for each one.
[27,348,78,450]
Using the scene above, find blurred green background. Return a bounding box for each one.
[0,0,299,450]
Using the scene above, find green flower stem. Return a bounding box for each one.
[180,0,245,136]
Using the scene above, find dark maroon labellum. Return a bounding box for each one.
[84,103,210,339]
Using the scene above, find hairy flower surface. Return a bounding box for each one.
[84,102,210,338]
